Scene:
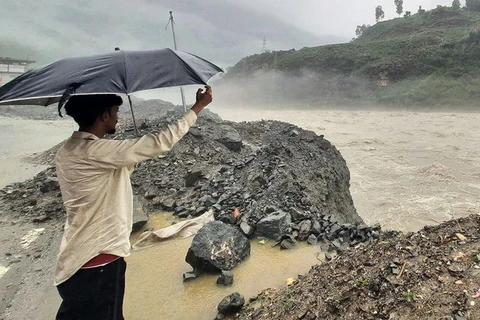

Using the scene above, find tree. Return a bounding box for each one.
[394,0,404,16]
[466,0,480,11]
[375,5,385,22]
[355,24,370,37]
[418,5,426,14]
[452,0,461,10]
[404,11,412,18]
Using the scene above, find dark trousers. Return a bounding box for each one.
[56,258,126,320]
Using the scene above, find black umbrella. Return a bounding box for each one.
[0,48,223,135]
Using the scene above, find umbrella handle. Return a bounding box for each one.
[58,83,82,117]
[128,95,139,137]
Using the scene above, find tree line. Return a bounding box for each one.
[356,0,480,37]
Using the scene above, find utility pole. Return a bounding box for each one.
[262,36,268,53]
[166,11,187,112]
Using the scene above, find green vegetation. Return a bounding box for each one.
[356,277,369,287]
[402,290,417,302]
[223,6,480,108]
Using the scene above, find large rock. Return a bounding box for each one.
[255,210,292,240]
[185,221,250,273]
[214,125,243,152]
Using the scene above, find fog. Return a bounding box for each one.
[1,0,454,68]
[211,70,374,109]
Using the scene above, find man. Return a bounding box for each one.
[54,87,212,319]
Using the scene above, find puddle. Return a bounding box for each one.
[124,212,322,320]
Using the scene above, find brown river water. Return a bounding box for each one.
[1,108,479,320]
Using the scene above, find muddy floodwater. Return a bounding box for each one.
[0,116,76,189]
[125,213,321,320]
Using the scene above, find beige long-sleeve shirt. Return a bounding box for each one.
[54,110,197,285]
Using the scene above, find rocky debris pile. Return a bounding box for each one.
[121,106,363,226]
[235,214,480,320]
[0,105,376,253]
[271,215,382,252]
[0,96,171,121]
[0,105,60,120]
[0,168,64,223]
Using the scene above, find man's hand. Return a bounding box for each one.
[191,86,212,115]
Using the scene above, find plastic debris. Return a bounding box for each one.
[456,233,467,241]
[285,278,295,286]
[258,239,268,245]
[472,289,480,299]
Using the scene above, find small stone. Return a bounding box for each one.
[280,239,296,250]
[144,192,156,200]
[307,234,317,245]
[195,206,207,215]
[371,223,381,231]
[183,271,198,282]
[329,224,342,237]
[217,292,245,315]
[325,253,333,261]
[217,270,234,286]
[177,211,189,218]
[32,215,49,223]
[453,313,466,320]
[448,265,464,274]
[239,222,253,237]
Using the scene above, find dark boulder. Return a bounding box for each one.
[185,221,250,273]
[215,125,243,152]
[255,210,291,240]
[217,292,245,315]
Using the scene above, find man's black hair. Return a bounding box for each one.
[64,94,123,127]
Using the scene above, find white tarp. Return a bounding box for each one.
[132,210,214,250]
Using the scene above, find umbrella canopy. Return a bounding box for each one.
[0,48,223,106]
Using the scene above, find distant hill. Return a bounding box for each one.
[219,6,480,108]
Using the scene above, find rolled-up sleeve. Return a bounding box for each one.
[87,110,197,169]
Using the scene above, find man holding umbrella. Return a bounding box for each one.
[0,48,222,319]
[54,87,212,320]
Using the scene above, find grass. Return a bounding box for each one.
[402,290,417,302]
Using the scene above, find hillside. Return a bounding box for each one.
[219,6,480,108]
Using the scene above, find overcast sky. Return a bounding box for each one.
[1,0,454,68]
